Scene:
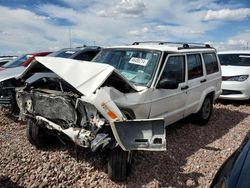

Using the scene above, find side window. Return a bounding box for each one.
[159,56,185,83]
[203,53,219,74]
[187,54,203,80]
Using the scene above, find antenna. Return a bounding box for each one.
[69,27,72,48]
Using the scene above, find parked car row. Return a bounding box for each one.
[0,42,249,184]
[0,46,101,113]
[0,56,17,67]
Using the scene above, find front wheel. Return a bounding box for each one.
[194,96,213,126]
[108,147,132,181]
[26,119,50,148]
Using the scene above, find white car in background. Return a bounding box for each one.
[218,51,250,100]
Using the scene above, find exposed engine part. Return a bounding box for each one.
[36,116,95,147]
[90,133,116,152]
[0,79,20,113]
[17,90,77,128]
[17,89,109,148]
[76,99,105,129]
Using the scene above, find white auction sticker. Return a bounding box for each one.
[129,57,149,66]
[239,55,250,58]
[65,51,76,54]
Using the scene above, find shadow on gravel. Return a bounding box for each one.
[0,176,23,188]
[39,136,108,173]
[123,106,249,187]
[41,104,249,187]
[14,104,249,188]
[216,99,250,106]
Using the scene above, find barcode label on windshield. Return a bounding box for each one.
[129,57,148,66]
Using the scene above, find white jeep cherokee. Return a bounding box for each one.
[16,42,222,181]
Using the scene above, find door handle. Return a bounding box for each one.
[181,85,189,90]
[200,79,207,83]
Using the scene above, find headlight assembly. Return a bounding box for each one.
[222,75,249,82]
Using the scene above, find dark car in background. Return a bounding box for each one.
[48,46,101,61]
[211,131,250,188]
[0,52,51,71]
[0,46,101,113]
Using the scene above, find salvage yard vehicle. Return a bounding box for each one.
[16,42,222,181]
[0,46,101,113]
[211,131,250,188]
[218,51,250,100]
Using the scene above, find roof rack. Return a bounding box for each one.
[75,45,101,49]
[132,41,213,50]
[0,55,16,58]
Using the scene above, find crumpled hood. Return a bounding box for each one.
[221,65,250,76]
[24,56,137,96]
[0,66,26,82]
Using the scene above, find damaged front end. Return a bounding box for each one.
[17,87,166,152]
[16,57,166,152]
[17,88,117,151]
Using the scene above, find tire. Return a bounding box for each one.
[26,119,50,148]
[108,147,131,181]
[194,96,213,126]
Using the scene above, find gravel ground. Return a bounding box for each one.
[0,101,250,188]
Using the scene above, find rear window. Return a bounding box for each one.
[218,54,250,66]
[203,53,219,74]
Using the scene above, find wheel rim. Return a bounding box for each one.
[202,98,211,120]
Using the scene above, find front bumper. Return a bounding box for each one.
[111,119,166,151]
[219,80,250,100]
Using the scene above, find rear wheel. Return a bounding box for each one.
[108,147,132,181]
[26,119,50,148]
[194,96,213,126]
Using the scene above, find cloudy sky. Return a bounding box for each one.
[0,0,250,55]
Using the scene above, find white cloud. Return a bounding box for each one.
[209,29,250,51]
[96,0,146,18]
[204,8,250,21]
[0,6,76,55]
[129,27,149,36]
[0,0,248,55]
[156,25,204,36]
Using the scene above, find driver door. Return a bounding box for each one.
[149,54,187,126]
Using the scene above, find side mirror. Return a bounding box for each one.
[157,79,179,89]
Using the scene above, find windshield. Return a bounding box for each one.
[48,49,78,58]
[218,54,250,66]
[93,49,161,86]
[2,54,32,68]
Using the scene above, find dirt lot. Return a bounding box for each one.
[0,101,250,188]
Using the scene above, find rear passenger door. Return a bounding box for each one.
[184,53,206,116]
